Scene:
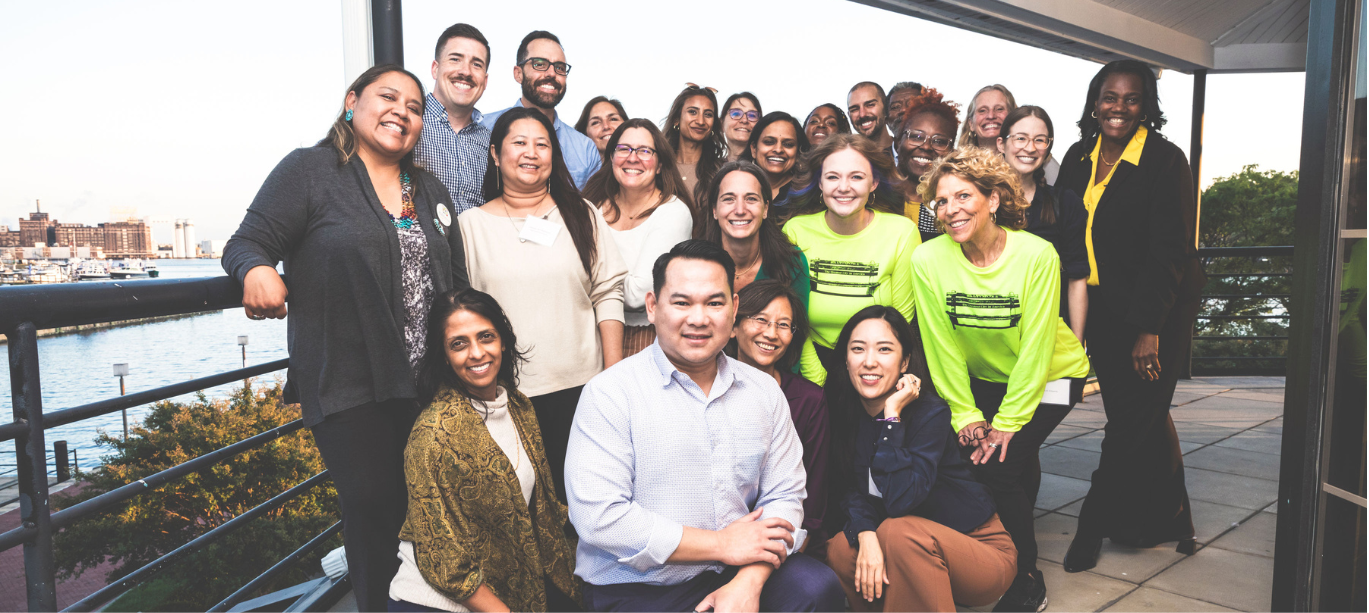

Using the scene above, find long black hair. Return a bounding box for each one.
[416,288,529,405]
[1001,105,1057,226]
[803,103,852,135]
[483,107,599,274]
[696,161,803,287]
[732,280,809,373]
[664,85,726,195]
[1076,60,1167,144]
[822,306,935,485]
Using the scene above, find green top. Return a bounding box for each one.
[784,210,921,385]
[398,385,580,611]
[912,230,1090,433]
[754,250,811,311]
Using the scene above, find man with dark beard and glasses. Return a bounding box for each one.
[483,30,602,189]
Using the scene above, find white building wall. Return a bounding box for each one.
[172,221,185,258]
[183,220,197,257]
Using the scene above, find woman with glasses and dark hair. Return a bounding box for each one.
[1055,60,1205,573]
[729,280,831,558]
[583,119,694,357]
[741,111,810,220]
[804,103,852,149]
[822,306,1016,613]
[721,92,762,162]
[223,64,468,612]
[697,160,808,304]
[783,133,919,387]
[461,106,628,507]
[895,88,960,243]
[663,85,725,197]
[912,147,1090,611]
[390,289,579,613]
[997,106,1089,345]
[574,96,627,153]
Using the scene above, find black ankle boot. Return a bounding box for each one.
[1176,537,1197,555]
[1063,534,1102,573]
[993,570,1048,612]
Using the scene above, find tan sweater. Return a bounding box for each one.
[459,203,627,397]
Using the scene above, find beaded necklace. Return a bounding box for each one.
[389,172,418,229]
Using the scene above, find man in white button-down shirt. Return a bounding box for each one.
[566,240,845,612]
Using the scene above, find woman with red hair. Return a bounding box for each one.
[895,88,960,242]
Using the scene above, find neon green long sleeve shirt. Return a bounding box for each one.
[912,230,1090,433]
[784,211,921,385]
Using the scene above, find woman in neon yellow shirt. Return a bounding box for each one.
[782,133,921,386]
[912,147,1089,612]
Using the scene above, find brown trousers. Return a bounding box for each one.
[826,514,1017,612]
[623,325,656,358]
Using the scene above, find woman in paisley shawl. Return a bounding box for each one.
[388,288,580,612]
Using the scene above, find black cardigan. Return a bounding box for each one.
[1056,133,1205,335]
[223,146,470,426]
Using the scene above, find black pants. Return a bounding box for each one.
[531,386,584,506]
[1075,300,1198,545]
[312,398,422,613]
[960,378,1071,575]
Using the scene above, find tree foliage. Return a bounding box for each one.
[52,380,340,612]
[1194,165,1298,372]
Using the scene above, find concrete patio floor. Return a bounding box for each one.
[965,376,1285,613]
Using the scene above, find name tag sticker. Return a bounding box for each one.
[1041,378,1071,405]
[519,215,561,246]
[436,203,452,227]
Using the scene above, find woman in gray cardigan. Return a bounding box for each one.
[222,64,468,612]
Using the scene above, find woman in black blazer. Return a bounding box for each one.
[223,64,468,612]
[1054,60,1205,572]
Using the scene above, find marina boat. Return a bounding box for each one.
[110,259,153,279]
[73,260,111,280]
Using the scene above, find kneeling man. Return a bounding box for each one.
[566,240,845,612]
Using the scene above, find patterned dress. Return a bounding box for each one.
[392,175,434,373]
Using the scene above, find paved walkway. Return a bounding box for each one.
[964,376,1284,613]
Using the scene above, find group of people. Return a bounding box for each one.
[224,22,1205,613]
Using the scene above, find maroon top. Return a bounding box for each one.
[779,370,830,550]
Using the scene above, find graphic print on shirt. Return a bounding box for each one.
[809,259,882,297]
[945,291,1022,329]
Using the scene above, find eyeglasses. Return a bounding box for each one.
[901,130,952,151]
[744,315,795,334]
[1005,134,1052,148]
[728,109,759,123]
[957,424,988,447]
[520,57,571,76]
[612,144,657,160]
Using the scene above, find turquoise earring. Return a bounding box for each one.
[345,109,353,121]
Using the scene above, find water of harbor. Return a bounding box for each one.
[0,260,290,473]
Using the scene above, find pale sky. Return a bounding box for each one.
[1,0,1306,243]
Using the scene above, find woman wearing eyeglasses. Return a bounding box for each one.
[804,103,852,149]
[461,107,628,507]
[730,280,832,559]
[997,106,1089,345]
[911,147,1090,612]
[721,92,762,163]
[583,119,695,357]
[895,89,960,243]
[663,85,725,198]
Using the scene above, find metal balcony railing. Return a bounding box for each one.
[1192,246,1294,376]
[0,276,344,612]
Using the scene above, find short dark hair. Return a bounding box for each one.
[434,23,490,64]
[652,239,736,297]
[516,30,562,65]
[734,280,808,372]
[1076,59,1166,143]
[849,81,887,105]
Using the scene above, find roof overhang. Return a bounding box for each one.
[851,0,1309,74]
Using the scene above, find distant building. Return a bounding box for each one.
[54,222,103,249]
[19,201,54,247]
[101,221,156,258]
[0,228,20,247]
[200,239,227,258]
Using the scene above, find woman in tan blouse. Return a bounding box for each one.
[459,106,627,506]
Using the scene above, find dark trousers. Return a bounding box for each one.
[960,379,1071,575]
[1075,301,1198,545]
[389,579,581,612]
[312,398,422,613]
[582,553,845,612]
[531,386,584,506]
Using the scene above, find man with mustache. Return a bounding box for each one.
[482,30,602,189]
[847,82,895,160]
[415,23,492,215]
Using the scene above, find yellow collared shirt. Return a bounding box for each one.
[1082,125,1148,286]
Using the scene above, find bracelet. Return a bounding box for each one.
[877,416,901,423]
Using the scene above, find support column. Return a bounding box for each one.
[340,0,373,89]
[1180,69,1208,380]
[371,0,403,66]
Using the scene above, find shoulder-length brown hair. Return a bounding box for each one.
[482,107,599,274]
[917,146,1029,230]
[1000,105,1058,225]
[695,161,804,288]
[733,280,808,373]
[787,133,912,217]
[318,64,427,170]
[582,119,695,223]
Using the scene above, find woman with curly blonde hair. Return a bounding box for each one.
[910,147,1090,612]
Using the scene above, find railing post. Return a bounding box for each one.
[8,322,56,610]
[55,441,69,483]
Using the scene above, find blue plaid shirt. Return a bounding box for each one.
[565,342,808,586]
[414,93,490,215]
[482,99,603,189]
